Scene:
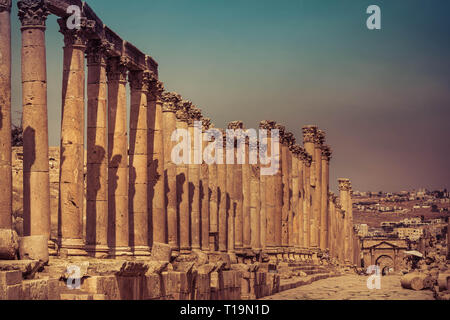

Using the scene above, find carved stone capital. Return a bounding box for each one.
[227,121,244,130]
[188,106,202,125]
[321,145,332,161]
[175,100,191,123]
[302,125,318,144]
[106,56,130,83]
[129,70,156,92]
[290,144,303,158]
[161,92,181,113]
[259,120,277,130]
[275,124,285,139]
[86,39,114,66]
[282,131,296,147]
[338,179,352,192]
[149,80,164,102]
[304,153,313,167]
[0,0,11,13]
[315,129,325,146]
[18,0,49,27]
[58,17,96,48]
[202,118,212,132]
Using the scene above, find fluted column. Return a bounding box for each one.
[339,178,351,264]
[85,40,111,257]
[162,92,181,251]
[274,124,284,256]
[279,128,289,252]
[320,145,331,250]
[0,0,12,233]
[217,130,227,252]
[188,106,202,251]
[18,0,51,243]
[296,147,305,249]
[128,70,154,256]
[314,130,324,248]
[348,187,354,264]
[201,119,211,252]
[283,132,295,259]
[175,100,191,253]
[107,57,130,257]
[148,81,166,244]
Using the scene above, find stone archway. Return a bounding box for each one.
[376,255,395,276]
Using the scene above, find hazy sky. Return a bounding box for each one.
[9,0,450,192]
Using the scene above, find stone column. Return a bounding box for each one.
[208,125,219,251]
[242,135,252,254]
[201,119,211,252]
[225,131,235,253]
[283,132,295,259]
[175,100,191,253]
[227,121,243,253]
[296,147,305,249]
[18,0,51,242]
[217,130,227,252]
[339,178,351,264]
[148,81,165,245]
[328,193,337,259]
[314,130,324,248]
[250,142,261,252]
[58,18,93,256]
[0,0,12,232]
[85,40,111,257]
[107,57,130,257]
[348,187,354,264]
[302,126,317,248]
[290,145,301,251]
[128,70,154,256]
[274,124,284,256]
[320,145,332,251]
[188,106,202,251]
[259,140,267,251]
[302,152,312,249]
[162,92,180,251]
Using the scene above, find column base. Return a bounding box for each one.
[85,245,110,258]
[109,246,132,258]
[59,239,88,257]
[131,246,151,257]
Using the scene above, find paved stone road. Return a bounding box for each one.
[261,275,435,300]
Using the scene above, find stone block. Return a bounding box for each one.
[0,229,19,260]
[21,279,48,300]
[19,236,49,263]
[144,274,162,300]
[150,242,172,262]
[0,270,22,286]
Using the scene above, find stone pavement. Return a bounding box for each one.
[261,275,435,300]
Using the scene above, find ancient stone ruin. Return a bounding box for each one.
[0,0,363,300]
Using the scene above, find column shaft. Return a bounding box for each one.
[107,57,130,257]
[188,118,200,251]
[19,1,51,240]
[217,134,227,252]
[86,40,109,256]
[242,142,251,251]
[200,122,210,252]
[0,3,12,230]
[320,146,331,250]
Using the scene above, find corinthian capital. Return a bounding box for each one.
[188,106,202,125]
[228,121,244,130]
[58,17,96,48]
[321,145,332,161]
[290,144,303,158]
[282,131,296,147]
[259,120,276,130]
[338,179,352,192]
[129,70,156,92]
[202,118,212,131]
[0,0,11,13]
[149,80,164,102]
[106,56,130,83]
[18,0,49,27]
[315,129,325,146]
[86,39,114,66]
[175,100,191,123]
[161,92,181,113]
[302,125,318,144]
